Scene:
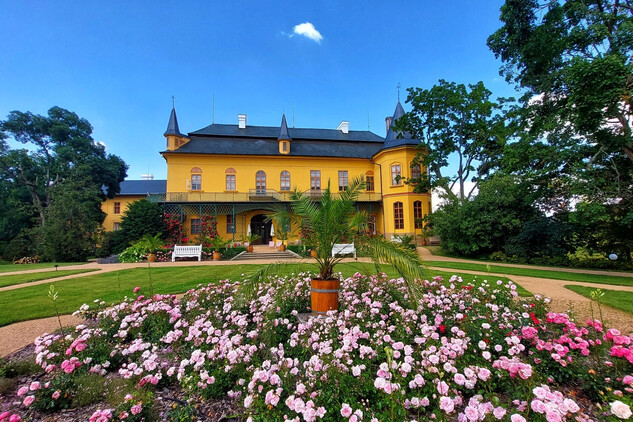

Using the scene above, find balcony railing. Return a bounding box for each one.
[147,189,382,203]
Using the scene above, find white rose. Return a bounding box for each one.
[611,400,632,419]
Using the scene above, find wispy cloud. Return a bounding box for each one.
[290,22,323,43]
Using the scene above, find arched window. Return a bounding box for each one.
[256,171,266,194]
[411,162,421,179]
[391,163,402,186]
[280,171,291,191]
[225,168,236,191]
[414,201,423,228]
[394,202,404,230]
[190,167,202,191]
[365,171,375,192]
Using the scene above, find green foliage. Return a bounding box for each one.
[397,80,514,201]
[135,233,165,254]
[118,244,149,263]
[221,246,246,260]
[211,235,230,252]
[488,0,633,258]
[96,229,129,258]
[120,199,165,245]
[40,177,104,262]
[0,106,127,230]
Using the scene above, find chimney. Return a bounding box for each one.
[140,174,154,181]
[385,116,393,135]
[238,114,247,129]
[337,121,349,134]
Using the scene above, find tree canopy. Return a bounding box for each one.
[397,80,513,202]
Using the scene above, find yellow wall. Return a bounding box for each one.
[373,146,431,239]
[162,153,380,194]
[101,195,145,232]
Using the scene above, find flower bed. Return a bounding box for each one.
[2,274,632,421]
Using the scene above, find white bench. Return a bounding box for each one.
[332,243,356,258]
[172,244,202,262]
[391,236,403,243]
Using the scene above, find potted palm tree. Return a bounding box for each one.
[137,233,165,262]
[211,236,230,260]
[245,233,261,252]
[262,177,425,314]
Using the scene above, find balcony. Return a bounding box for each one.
[147,189,382,203]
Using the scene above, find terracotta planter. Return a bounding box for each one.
[247,245,254,253]
[148,253,156,262]
[213,251,221,260]
[279,244,286,251]
[310,279,340,314]
[421,240,427,246]
[311,250,318,258]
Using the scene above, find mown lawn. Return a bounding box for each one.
[565,285,633,315]
[425,261,633,287]
[0,269,99,288]
[0,263,525,327]
[0,262,87,273]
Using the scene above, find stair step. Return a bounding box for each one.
[232,251,300,261]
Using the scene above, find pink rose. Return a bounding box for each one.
[133,287,141,293]
[0,412,10,421]
[52,390,61,399]
[9,415,21,422]
[341,403,353,418]
[29,381,41,391]
[130,404,142,415]
[17,387,28,397]
[23,395,35,406]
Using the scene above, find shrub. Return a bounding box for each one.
[120,200,165,244]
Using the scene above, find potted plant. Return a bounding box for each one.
[267,210,291,251]
[245,233,261,252]
[261,178,425,314]
[137,233,165,262]
[211,236,229,260]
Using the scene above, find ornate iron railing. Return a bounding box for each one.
[147,190,382,203]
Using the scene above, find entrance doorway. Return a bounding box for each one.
[250,214,271,244]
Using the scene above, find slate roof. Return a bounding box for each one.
[118,180,167,195]
[189,124,385,143]
[164,108,183,136]
[278,114,291,141]
[383,101,419,149]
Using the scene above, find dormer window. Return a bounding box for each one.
[279,140,290,154]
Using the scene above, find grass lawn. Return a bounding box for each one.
[0,262,87,273]
[0,269,99,288]
[0,262,526,327]
[565,285,633,315]
[425,261,633,287]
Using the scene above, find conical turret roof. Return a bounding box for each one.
[164,107,184,136]
[278,114,291,141]
[383,101,418,149]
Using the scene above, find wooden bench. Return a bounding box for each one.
[172,245,202,262]
[332,243,356,258]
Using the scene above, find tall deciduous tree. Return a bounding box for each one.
[0,107,127,225]
[397,80,512,202]
[488,0,633,258]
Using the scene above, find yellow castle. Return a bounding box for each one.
[102,102,431,244]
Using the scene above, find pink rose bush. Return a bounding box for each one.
[4,273,632,420]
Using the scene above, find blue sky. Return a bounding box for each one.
[0,0,513,180]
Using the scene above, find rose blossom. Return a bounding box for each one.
[610,400,632,419]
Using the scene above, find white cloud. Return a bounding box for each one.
[292,22,323,43]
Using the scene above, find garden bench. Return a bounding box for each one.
[332,243,356,258]
[172,244,202,262]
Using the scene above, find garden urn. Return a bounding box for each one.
[310,278,340,314]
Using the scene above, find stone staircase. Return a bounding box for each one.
[231,246,301,261]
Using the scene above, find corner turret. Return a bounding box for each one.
[164,107,189,151]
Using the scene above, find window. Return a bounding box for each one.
[414,201,423,229]
[114,202,121,214]
[365,171,374,192]
[191,174,202,191]
[338,170,348,191]
[226,214,235,234]
[411,163,421,179]
[280,171,291,191]
[113,222,121,231]
[256,171,266,194]
[191,218,201,235]
[394,202,404,230]
[282,142,288,152]
[226,174,236,191]
[310,170,321,190]
[391,164,402,186]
